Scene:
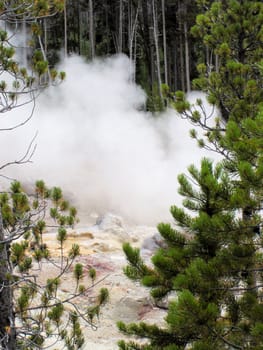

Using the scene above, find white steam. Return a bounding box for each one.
[1,55,220,224]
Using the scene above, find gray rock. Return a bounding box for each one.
[113,296,152,322]
[141,232,166,255]
[96,213,124,230]
[94,213,130,243]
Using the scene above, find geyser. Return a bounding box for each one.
[1,54,220,225]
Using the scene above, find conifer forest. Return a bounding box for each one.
[0,1,263,349]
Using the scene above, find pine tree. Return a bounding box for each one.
[0,3,108,349]
[191,0,263,122]
[118,1,263,349]
[0,180,109,349]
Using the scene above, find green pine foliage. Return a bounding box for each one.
[119,147,263,348]
[118,1,263,349]
[191,0,263,122]
[171,1,263,156]
[0,180,109,349]
[0,2,111,349]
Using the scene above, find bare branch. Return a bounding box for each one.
[0,132,37,171]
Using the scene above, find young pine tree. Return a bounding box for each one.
[0,3,108,348]
[0,180,109,350]
[118,152,261,349]
[118,1,263,349]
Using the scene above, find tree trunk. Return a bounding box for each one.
[206,46,210,73]
[173,41,178,91]
[161,0,168,85]
[184,20,191,92]
[38,34,51,83]
[64,0,68,57]
[77,1,81,55]
[119,0,123,53]
[105,0,110,54]
[215,53,219,73]
[128,0,132,73]
[0,212,15,350]
[152,0,163,102]
[89,0,95,59]
[179,22,185,92]
[133,28,137,82]
[21,16,27,67]
[43,18,47,57]
[128,0,139,81]
[141,0,154,90]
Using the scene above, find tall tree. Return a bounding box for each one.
[161,0,168,86]
[89,0,95,58]
[152,0,163,104]
[64,0,68,57]
[140,0,154,91]
[118,0,123,53]
[191,0,263,122]
[118,1,263,349]
[0,180,109,349]
[0,2,108,348]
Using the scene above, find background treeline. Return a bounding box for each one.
[32,0,207,110]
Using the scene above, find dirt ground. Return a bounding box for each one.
[39,214,166,349]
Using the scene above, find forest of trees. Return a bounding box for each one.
[8,0,240,110]
[18,0,201,110]
[0,0,263,349]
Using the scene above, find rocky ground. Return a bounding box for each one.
[42,213,167,349]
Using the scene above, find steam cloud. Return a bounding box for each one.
[1,55,220,225]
